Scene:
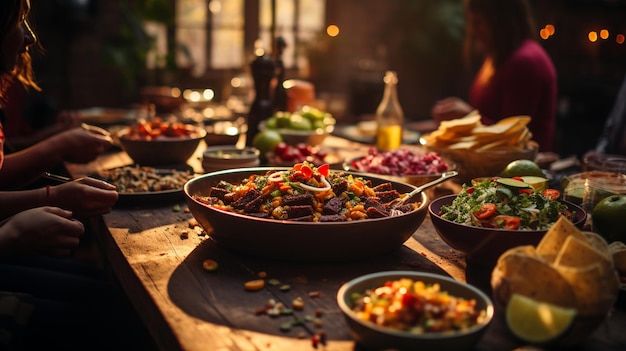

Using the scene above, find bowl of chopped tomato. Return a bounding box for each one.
[184,163,429,262]
[118,119,206,166]
[337,271,494,351]
[428,177,586,268]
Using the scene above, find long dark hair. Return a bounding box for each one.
[464,0,537,68]
[0,0,39,107]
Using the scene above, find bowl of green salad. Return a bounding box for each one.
[428,177,586,268]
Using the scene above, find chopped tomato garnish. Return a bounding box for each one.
[466,187,475,194]
[512,176,524,182]
[518,189,533,195]
[494,215,521,230]
[317,164,329,177]
[542,189,560,200]
[473,203,497,219]
[300,164,313,179]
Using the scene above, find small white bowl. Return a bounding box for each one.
[202,146,260,173]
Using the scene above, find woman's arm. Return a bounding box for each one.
[0,127,113,189]
[0,177,118,220]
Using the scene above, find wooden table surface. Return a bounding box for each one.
[66,134,626,351]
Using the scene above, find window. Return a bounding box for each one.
[173,0,325,77]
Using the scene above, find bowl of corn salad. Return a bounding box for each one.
[337,271,494,351]
[184,163,428,262]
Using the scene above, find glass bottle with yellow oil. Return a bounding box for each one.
[375,71,404,150]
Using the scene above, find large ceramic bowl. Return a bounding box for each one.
[428,195,587,267]
[117,124,206,166]
[337,271,494,351]
[184,167,428,262]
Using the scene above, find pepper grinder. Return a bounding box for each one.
[246,53,276,147]
[273,36,288,112]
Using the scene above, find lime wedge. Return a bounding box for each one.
[506,293,576,344]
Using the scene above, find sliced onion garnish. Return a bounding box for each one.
[299,175,331,192]
[267,171,287,183]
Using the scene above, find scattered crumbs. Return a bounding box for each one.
[188,218,199,228]
[308,291,321,298]
[292,297,304,310]
[194,227,206,236]
[172,204,181,212]
[202,259,218,272]
[244,279,265,291]
[311,332,328,349]
[180,230,189,239]
[258,271,268,279]
[268,278,281,286]
[184,207,190,213]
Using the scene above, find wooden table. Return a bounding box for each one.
[66,135,626,351]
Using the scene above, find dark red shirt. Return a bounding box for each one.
[469,40,557,152]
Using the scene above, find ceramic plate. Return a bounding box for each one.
[95,165,194,207]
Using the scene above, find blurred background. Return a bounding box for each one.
[24,0,626,158]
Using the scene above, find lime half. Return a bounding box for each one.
[506,293,576,344]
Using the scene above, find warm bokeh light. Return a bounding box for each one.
[540,24,555,40]
[617,34,625,44]
[183,89,214,102]
[588,31,598,42]
[254,39,265,57]
[231,77,242,88]
[600,29,609,39]
[208,0,222,14]
[282,79,296,89]
[326,24,340,37]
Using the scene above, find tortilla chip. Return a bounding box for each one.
[536,216,587,263]
[554,236,613,277]
[439,112,482,134]
[491,251,578,309]
[554,263,618,316]
[473,116,530,135]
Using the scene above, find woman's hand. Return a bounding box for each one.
[50,127,113,164]
[49,177,119,217]
[0,207,84,257]
[431,97,475,122]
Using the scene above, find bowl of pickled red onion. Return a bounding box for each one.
[345,147,456,187]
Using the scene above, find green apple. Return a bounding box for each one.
[592,194,626,243]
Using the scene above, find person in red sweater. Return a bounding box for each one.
[431,0,557,152]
